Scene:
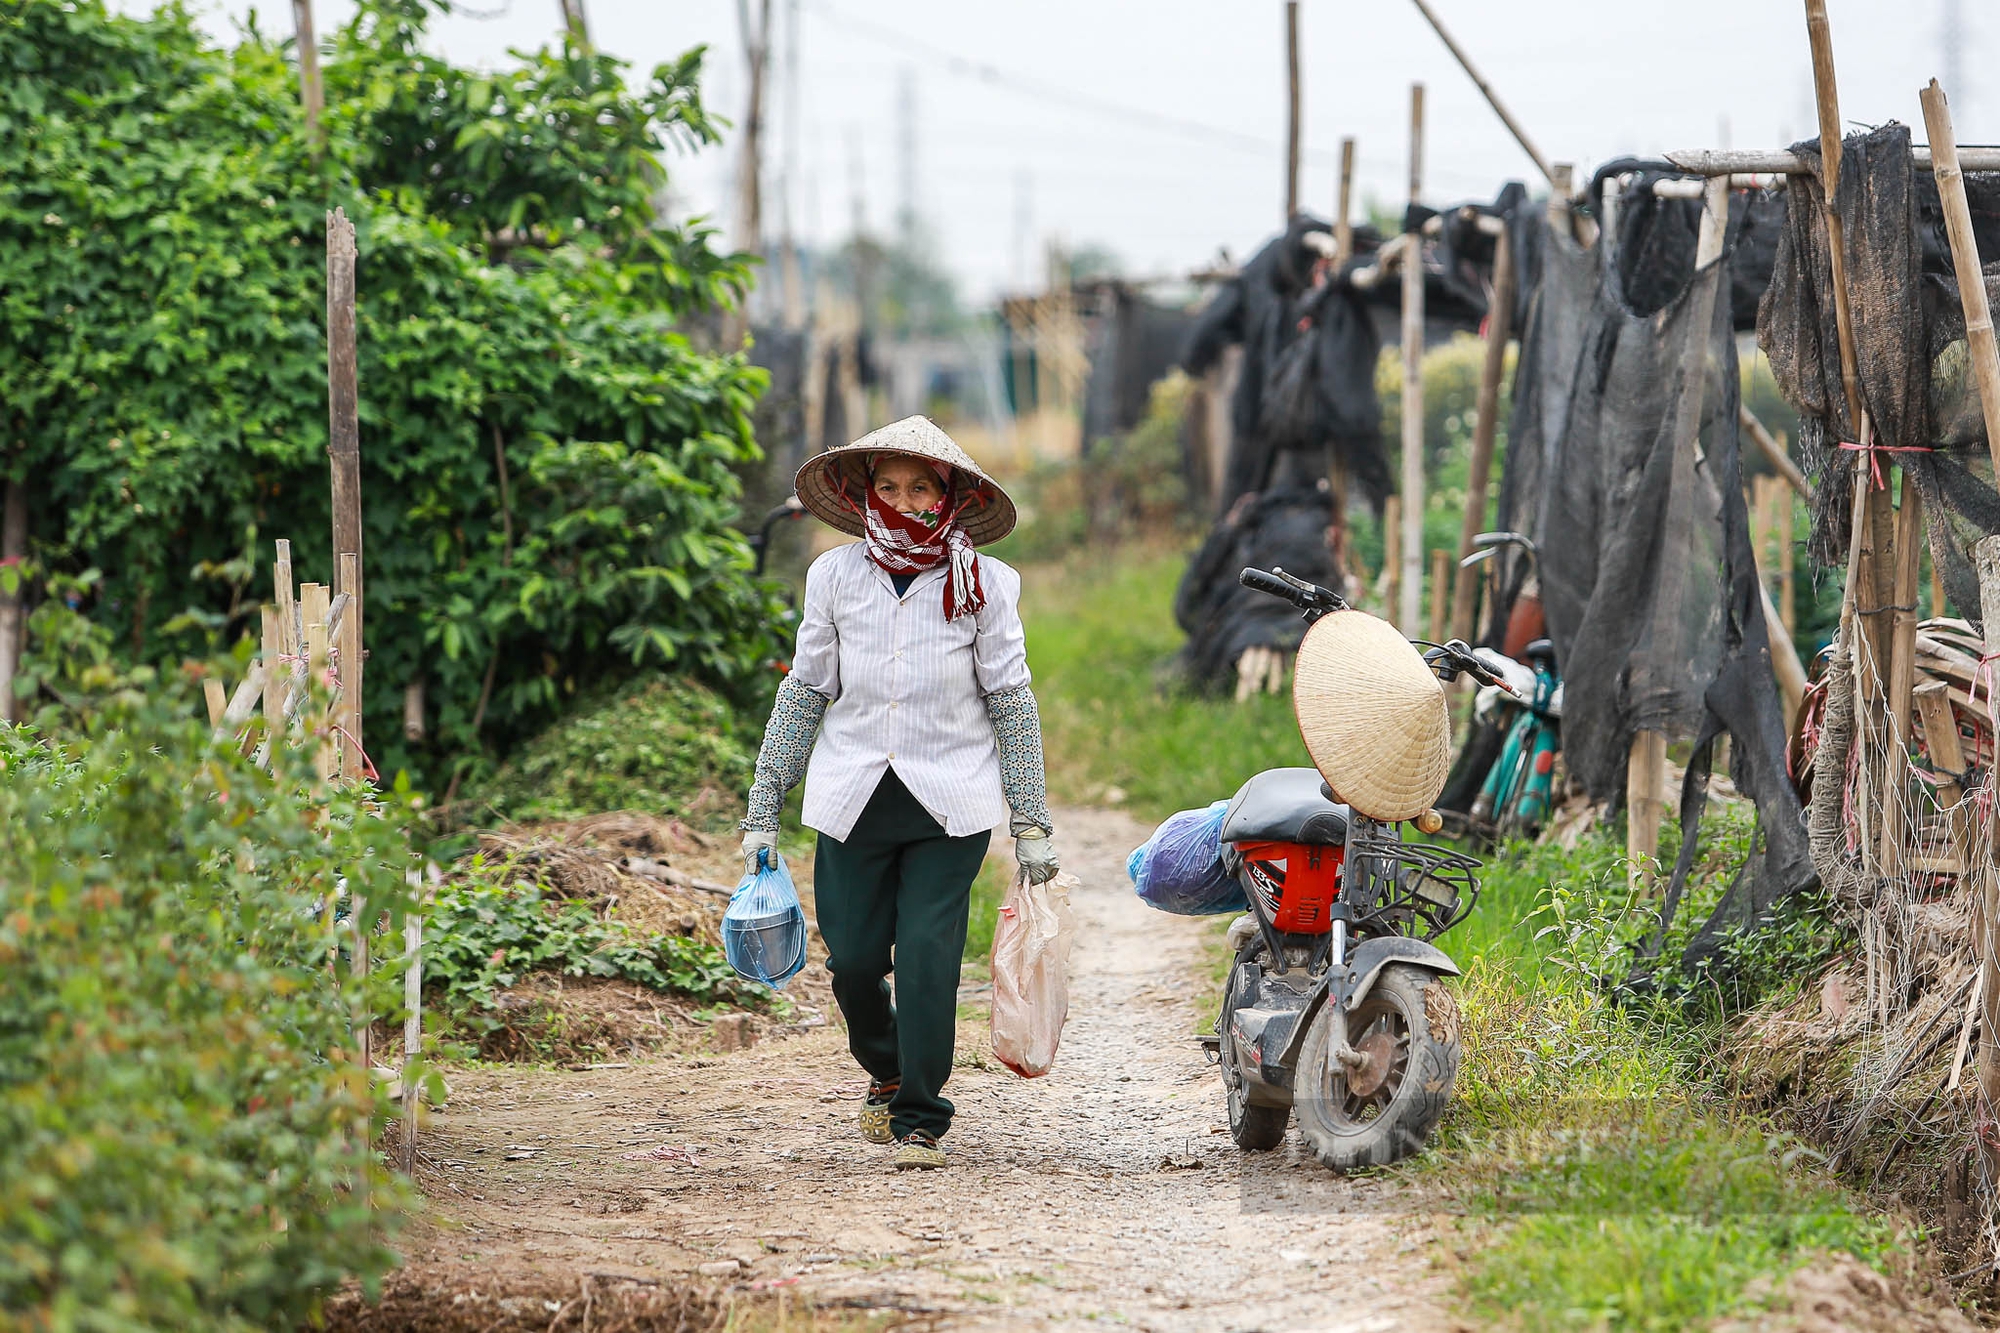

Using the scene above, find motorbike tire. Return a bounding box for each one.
[1294,964,1460,1171]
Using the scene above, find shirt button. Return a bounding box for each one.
[889,701,899,710]
[887,752,895,760]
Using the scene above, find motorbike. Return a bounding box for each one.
[1198,565,1512,1170]
[1453,532,1563,841]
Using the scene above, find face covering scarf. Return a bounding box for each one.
[857,460,986,621]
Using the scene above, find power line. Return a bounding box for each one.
[810,0,1346,169]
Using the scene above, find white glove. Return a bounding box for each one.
[741,827,778,872]
[1014,829,1060,885]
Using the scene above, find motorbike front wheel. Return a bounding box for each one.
[1294,963,1460,1171]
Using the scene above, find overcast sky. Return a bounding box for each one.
[140,0,1997,300]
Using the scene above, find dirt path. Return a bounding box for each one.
[393,808,1459,1330]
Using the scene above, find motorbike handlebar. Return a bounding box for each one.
[1237,566,1347,617]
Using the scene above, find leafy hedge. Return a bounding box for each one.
[0,0,782,790]
[0,653,424,1327]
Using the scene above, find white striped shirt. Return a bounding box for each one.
[791,541,1029,841]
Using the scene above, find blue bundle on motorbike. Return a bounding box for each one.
[1126,800,1247,915]
[724,848,808,988]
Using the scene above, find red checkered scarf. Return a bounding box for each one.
[851,458,985,620]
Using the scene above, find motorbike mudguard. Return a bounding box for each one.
[1275,936,1462,1070]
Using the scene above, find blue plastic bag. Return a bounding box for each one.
[1126,800,1246,915]
[724,848,808,989]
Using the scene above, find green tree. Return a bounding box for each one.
[0,0,780,790]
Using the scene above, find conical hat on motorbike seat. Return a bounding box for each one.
[1290,609,1451,823]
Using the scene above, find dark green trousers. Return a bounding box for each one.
[814,770,991,1140]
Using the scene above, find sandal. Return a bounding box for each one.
[860,1078,899,1144]
[892,1131,946,1170]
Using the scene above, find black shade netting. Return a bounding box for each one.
[1495,201,1815,979]
[1081,285,1197,448]
[1172,484,1335,690]
[1758,123,2000,612]
[1181,216,1391,515]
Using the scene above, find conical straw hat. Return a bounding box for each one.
[1291,609,1452,822]
[794,415,1017,546]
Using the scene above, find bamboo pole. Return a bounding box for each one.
[1739,404,1814,499]
[1398,83,1426,636]
[326,210,364,777]
[1403,0,1557,189]
[1451,225,1514,644]
[1333,137,1356,266]
[1804,0,1889,878]
[1920,80,2000,478]
[1325,137,1358,584]
[204,678,228,727]
[1664,146,2000,175]
[1284,1,1301,222]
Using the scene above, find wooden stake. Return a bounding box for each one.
[1920,81,2000,479]
[400,873,423,1174]
[326,211,365,775]
[335,551,363,780]
[1333,137,1356,266]
[203,678,228,728]
[1881,484,1925,874]
[1972,535,2000,1124]
[1428,548,1449,644]
[1403,0,1557,189]
[1546,162,1574,235]
[1777,479,1798,635]
[1451,224,1514,644]
[1739,404,1813,499]
[1398,83,1426,636]
[1381,494,1402,617]
[1284,1,1301,222]
[1762,577,1807,732]
[275,540,298,658]
[0,478,25,724]
[290,0,322,150]
[300,582,334,785]
[1628,730,1668,895]
[261,604,284,735]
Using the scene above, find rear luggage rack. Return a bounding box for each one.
[1341,833,1480,940]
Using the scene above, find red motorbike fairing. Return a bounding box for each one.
[1231,840,1343,934]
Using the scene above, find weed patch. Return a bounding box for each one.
[469,676,756,827]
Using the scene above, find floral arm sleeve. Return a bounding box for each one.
[986,683,1052,837]
[742,674,830,832]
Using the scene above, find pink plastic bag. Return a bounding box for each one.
[988,869,1077,1078]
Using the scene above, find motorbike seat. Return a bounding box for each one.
[1221,768,1350,847]
[1523,637,1558,669]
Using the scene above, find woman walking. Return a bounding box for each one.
[740,417,1059,1171]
